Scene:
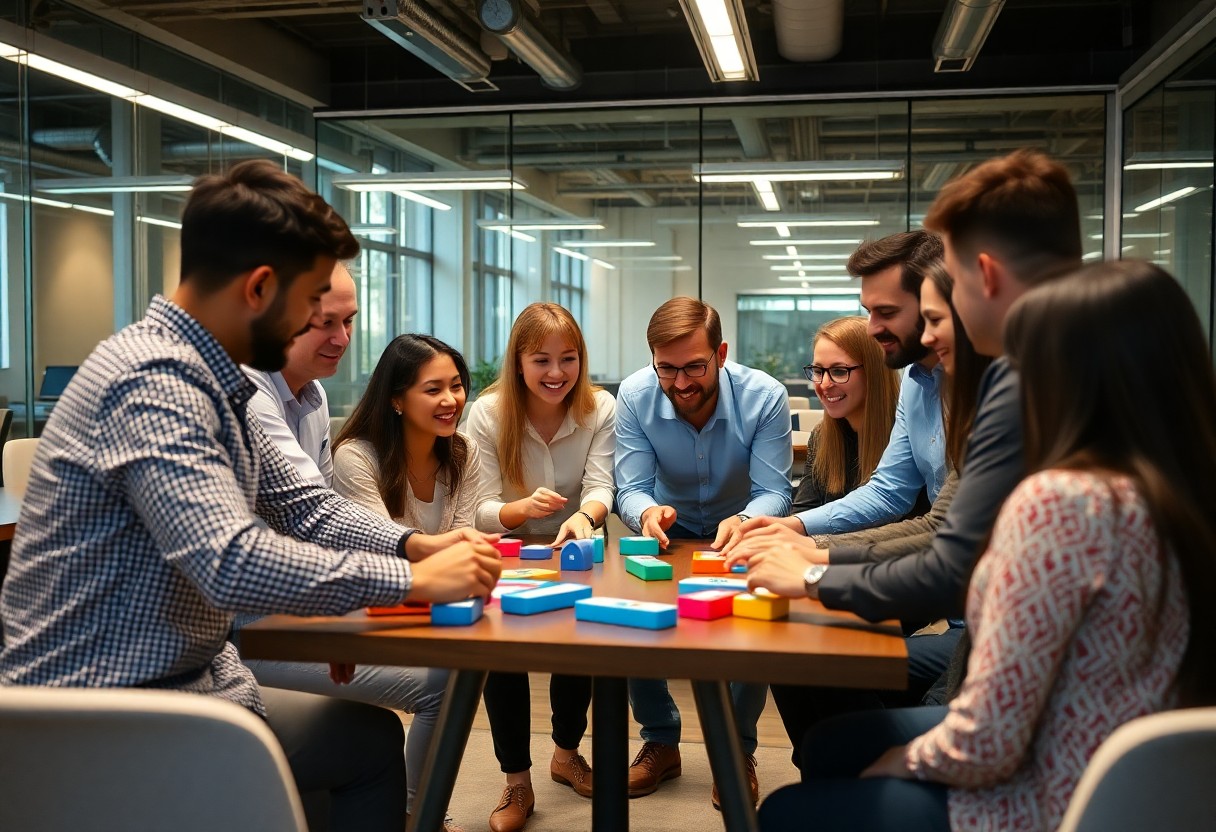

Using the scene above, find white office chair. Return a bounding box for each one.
[787,395,812,410]
[791,409,824,432]
[2,437,38,498]
[0,686,307,832]
[1056,707,1216,832]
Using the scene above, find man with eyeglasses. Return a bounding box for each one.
[614,295,792,808]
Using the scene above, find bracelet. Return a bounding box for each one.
[577,510,598,529]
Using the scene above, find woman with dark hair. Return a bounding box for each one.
[758,259,1216,832]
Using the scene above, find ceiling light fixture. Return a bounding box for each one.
[349,225,398,237]
[751,180,780,211]
[738,214,880,228]
[770,264,848,272]
[695,161,904,183]
[613,255,684,262]
[1134,186,1200,212]
[138,216,183,230]
[478,218,605,231]
[395,191,453,211]
[36,175,194,194]
[764,254,850,261]
[555,239,656,248]
[553,246,590,261]
[333,170,526,192]
[749,239,863,246]
[677,0,758,82]
[592,258,616,270]
[1124,152,1214,171]
[777,275,852,282]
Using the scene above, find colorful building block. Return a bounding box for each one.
[677,589,741,620]
[501,568,560,581]
[691,551,730,574]
[731,563,748,574]
[678,576,749,595]
[575,597,678,630]
[520,544,553,560]
[500,582,593,615]
[430,597,485,626]
[625,555,673,581]
[732,591,790,621]
[494,538,522,558]
[592,535,605,563]
[367,600,430,616]
[561,539,595,571]
[491,579,552,600]
[619,536,660,556]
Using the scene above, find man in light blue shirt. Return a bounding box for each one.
[614,296,791,809]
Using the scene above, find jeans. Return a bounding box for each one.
[262,686,407,832]
[758,707,950,832]
[247,657,447,813]
[628,520,767,755]
[483,672,593,773]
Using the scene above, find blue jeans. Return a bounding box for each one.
[759,707,950,831]
[628,520,767,755]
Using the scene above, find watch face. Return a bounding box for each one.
[479,0,519,32]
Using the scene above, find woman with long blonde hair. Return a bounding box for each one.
[465,302,615,832]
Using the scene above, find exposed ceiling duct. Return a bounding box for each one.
[475,0,582,90]
[933,0,1006,72]
[362,0,496,92]
[771,0,844,63]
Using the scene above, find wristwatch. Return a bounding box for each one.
[803,564,828,599]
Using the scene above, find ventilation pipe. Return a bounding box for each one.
[476,0,581,90]
[933,0,1006,72]
[30,127,113,168]
[362,0,496,91]
[771,0,844,62]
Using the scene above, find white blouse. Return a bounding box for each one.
[465,388,616,536]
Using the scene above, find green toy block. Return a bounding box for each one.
[625,555,673,581]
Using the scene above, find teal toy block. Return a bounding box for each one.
[625,555,673,581]
[678,576,748,594]
[575,597,677,630]
[619,535,660,556]
[592,535,605,563]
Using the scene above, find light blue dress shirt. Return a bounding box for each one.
[615,360,792,536]
[797,361,948,536]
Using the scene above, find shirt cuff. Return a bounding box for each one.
[365,553,414,607]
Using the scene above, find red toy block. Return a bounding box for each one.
[677,589,740,620]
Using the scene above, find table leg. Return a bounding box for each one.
[692,680,759,832]
[408,668,487,832]
[591,676,628,831]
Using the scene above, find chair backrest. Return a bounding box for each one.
[1057,708,1216,832]
[1,437,38,498]
[787,395,812,410]
[791,409,824,432]
[0,687,307,832]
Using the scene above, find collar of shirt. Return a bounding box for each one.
[907,359,945,392]
[267,371,324,413]
[523,404,580,444]
[654,362,738,432]
[148,295,256,408]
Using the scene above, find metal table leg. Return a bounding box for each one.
[591,676,629,831]
[408,668,487,832]
[692,679,759,832]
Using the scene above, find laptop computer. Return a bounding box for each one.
[38,365,78,402]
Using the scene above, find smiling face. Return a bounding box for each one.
[652,329,726,425]
[860,264,931,369]
[393,353,466,440]
[248,256,335,373]
[811,337,867,424]
[281,263,357,394]
[520,331,580,408]
[919,278,957,376]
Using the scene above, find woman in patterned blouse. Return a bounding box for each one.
[759,259,1216,832]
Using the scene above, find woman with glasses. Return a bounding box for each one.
[465,302,616,832]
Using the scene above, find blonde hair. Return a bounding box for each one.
[811,316,901,495]
[484,302,599,489]
[646,296,722,352]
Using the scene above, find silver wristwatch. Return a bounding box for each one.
[803,564,828,599]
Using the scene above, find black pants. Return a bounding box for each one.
[483,671,593,773]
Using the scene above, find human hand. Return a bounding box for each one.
[520,487,567,520]
[408,538,502,603]
[549,512,595,546]
[718,514,804,554]
[859,745,912,779]
[743,544,821,597]
[640,505,677,549]
[724,523,826,570]
[405,527,500,561]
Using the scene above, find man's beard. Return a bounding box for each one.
[879,324,930,369]
[248,294,306,372]
[665,372,717,418]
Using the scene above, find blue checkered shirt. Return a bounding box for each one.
[0,296,413,714]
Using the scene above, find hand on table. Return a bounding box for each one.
[405,527,500,561]
[408,537,502,604]
[860,745,913,779]
[640,505,678,549]
[549,511,595,547]
[717,514,804,554]
[743,543,822,598]
[724,522,827,571]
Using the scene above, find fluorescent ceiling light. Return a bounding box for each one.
[23,52,140,98]
[695,161,904,183]
[764,254,849,261]
[478,218,605,231]
[220,125,313,162]
[135,94,228,132]
[395,191,452,211]
[776,224,791,238]
[1094,232,1173,240]
[36,175,194,194]
[1124,152,1213,171]
[752,180,780,211]
[771,284,863,294]
[750,239,862,246]
[738,214,880,228]
[678,0,758,82]
[623,265,694,272]
[333,170,526,192]
[771,265,846,272]
[592,258,616,270]
[1134,186,1200,212]
[553,246,589,262]
[1082,251,1102,261]
[509,230,537,242]
[349,224,398,237]
[776,275,852,282]
[138,216,183,229]
[556,239,656,248]
[614,255,683,262]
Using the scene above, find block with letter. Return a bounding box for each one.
[520,544,553,560]
[501,567,560,581]
[691,551,729,574]
[678,576,749,595]
[367,600,430,616]
[625,555,673,581]
[575,597,677,630]
[678,589,741,620]
[619,536,660,556]
[431,597,485,626]
[561,539,595,571]
[733,590,790,621]
[500,582,593,615]
[494,538,522,558]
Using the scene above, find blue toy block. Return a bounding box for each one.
[731,563,748,574]
[619,536,660,555]
[500,582,593,615]
[561,539,595,571]
[430,597,485,626]
[521,544,553,560]
[575,597,678,630]
[678,576,749,595]
[592,536,605,563]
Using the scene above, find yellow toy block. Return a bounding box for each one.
[732,591,790,621]
[501,568,560,581]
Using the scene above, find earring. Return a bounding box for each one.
[393,407,402,416]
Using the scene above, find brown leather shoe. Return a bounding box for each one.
[550,753,593,798]
[628,742,682,797]
[488,784,534,832]
[710,753,759,811]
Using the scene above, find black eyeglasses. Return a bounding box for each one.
[803,364,862,383]
[653,359,713,380]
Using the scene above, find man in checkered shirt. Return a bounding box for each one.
[0,160,502,832]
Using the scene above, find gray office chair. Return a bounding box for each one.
[1057,707,1216,832]
[0,686,307,832]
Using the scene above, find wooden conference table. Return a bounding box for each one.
[243,532,906,832]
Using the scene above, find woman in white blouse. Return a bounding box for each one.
[327,332,483,832]
[465,302,616,832]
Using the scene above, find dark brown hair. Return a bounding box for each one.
[1005,259,1216,706]
[924,149,1081,286]
[846,231,944,299]
[647,296,723,352]
[181,159,358,292]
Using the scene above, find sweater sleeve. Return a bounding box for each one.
[819,470,959,560]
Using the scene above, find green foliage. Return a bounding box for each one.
[470,356,501,397]
[750,351,790,380]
